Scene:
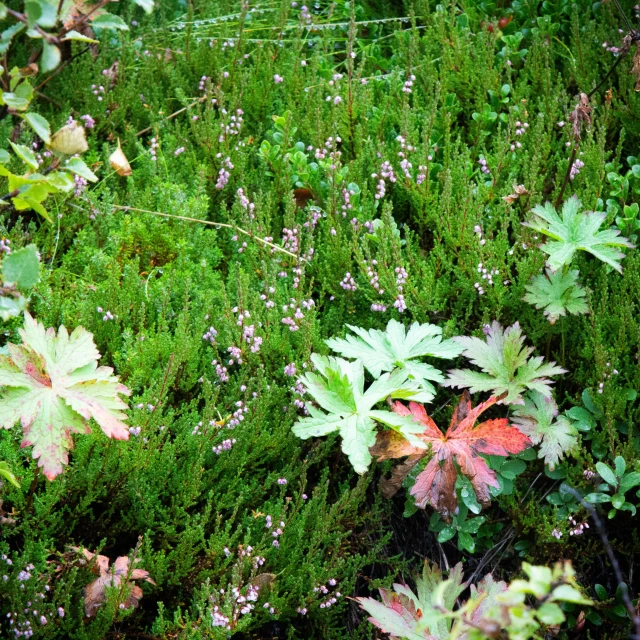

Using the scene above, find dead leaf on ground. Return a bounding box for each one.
[568,93,592,141]
[76,548,155,617]
[109,141,132,176]
[502,184,528,204]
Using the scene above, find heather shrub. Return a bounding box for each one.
[1,0,640,637]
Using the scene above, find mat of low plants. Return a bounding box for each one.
[1,0,640,638]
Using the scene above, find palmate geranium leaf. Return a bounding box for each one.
[443,321,566,405]
[357,560,507,640]
[371,392,531,520]
[523,269,588,324]
[511,391,578,470]
[523,196,633,272]
[292,354,430,474]
[325,319,463,402]
[0,313,131,480]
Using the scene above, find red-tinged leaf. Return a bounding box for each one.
[387,393,532,519]
[370,428,424,461]
[80,550,154,617]
[394,400,442,439]
[0,313,130,479]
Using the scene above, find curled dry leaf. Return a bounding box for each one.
[370,391,531,520]
[502,184,528,204]
[110,142,132,176]
[78,548,155,617]
[633,44,640,92]
[568,93,591,141]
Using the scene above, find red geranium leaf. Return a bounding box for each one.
[384,392,532,519]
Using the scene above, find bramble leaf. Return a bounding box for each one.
[292,354,430,473]
[523,196,633,272]
[0,312,131,479]
[325,319,463,402]
[523,269,588,324]
[373,392,531,519]
[443,322,566,405]
[511,391,578,469]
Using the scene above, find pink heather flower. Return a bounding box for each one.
[277,477,287,485]
[274,74,284,84]
[80,114,95,128]
[284,363,297,376]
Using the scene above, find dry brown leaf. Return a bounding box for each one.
[378,455,423,499]
[78,548,155,617]
[568,93,591,141]
[502,184,528,204]
[109,142,132,177]
[249,573,276,594]
[632,44,640,92]
[61,0,107,29]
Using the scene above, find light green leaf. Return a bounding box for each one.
[91,13,130,30]
[0,23,25,55]
[0,312,131,480]
[131,0,154,13]
[24,113,51,144]
[1,92,29,110]
[537,602,565,625]
[0,4,7,20]
[524,269,588,324]
[326,319,463,402]
[41,41,61,73]
[511,391,578,469]
[0,461,20,488]
[550,584,592,605]
[524,196,633,273]
[64,157,98,182]
[444,322,566,405]
[292,354,427,474]
[0,294,27,321]
[8,142,39,170]
[11,196,52,222]
[620,472,640,493]
[596,462,618,487]
[49,121,88,156]
[63,30,98,43]
[3,244,40,289]
[0,149,9,164]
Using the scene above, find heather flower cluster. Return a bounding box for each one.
[215,156,234,189]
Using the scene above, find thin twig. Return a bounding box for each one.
[555,144,577,209]
[110,205,304,261]
[563,486,640,639]
[135,96,206,136]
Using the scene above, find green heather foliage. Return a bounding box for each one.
[2,0,640,637]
